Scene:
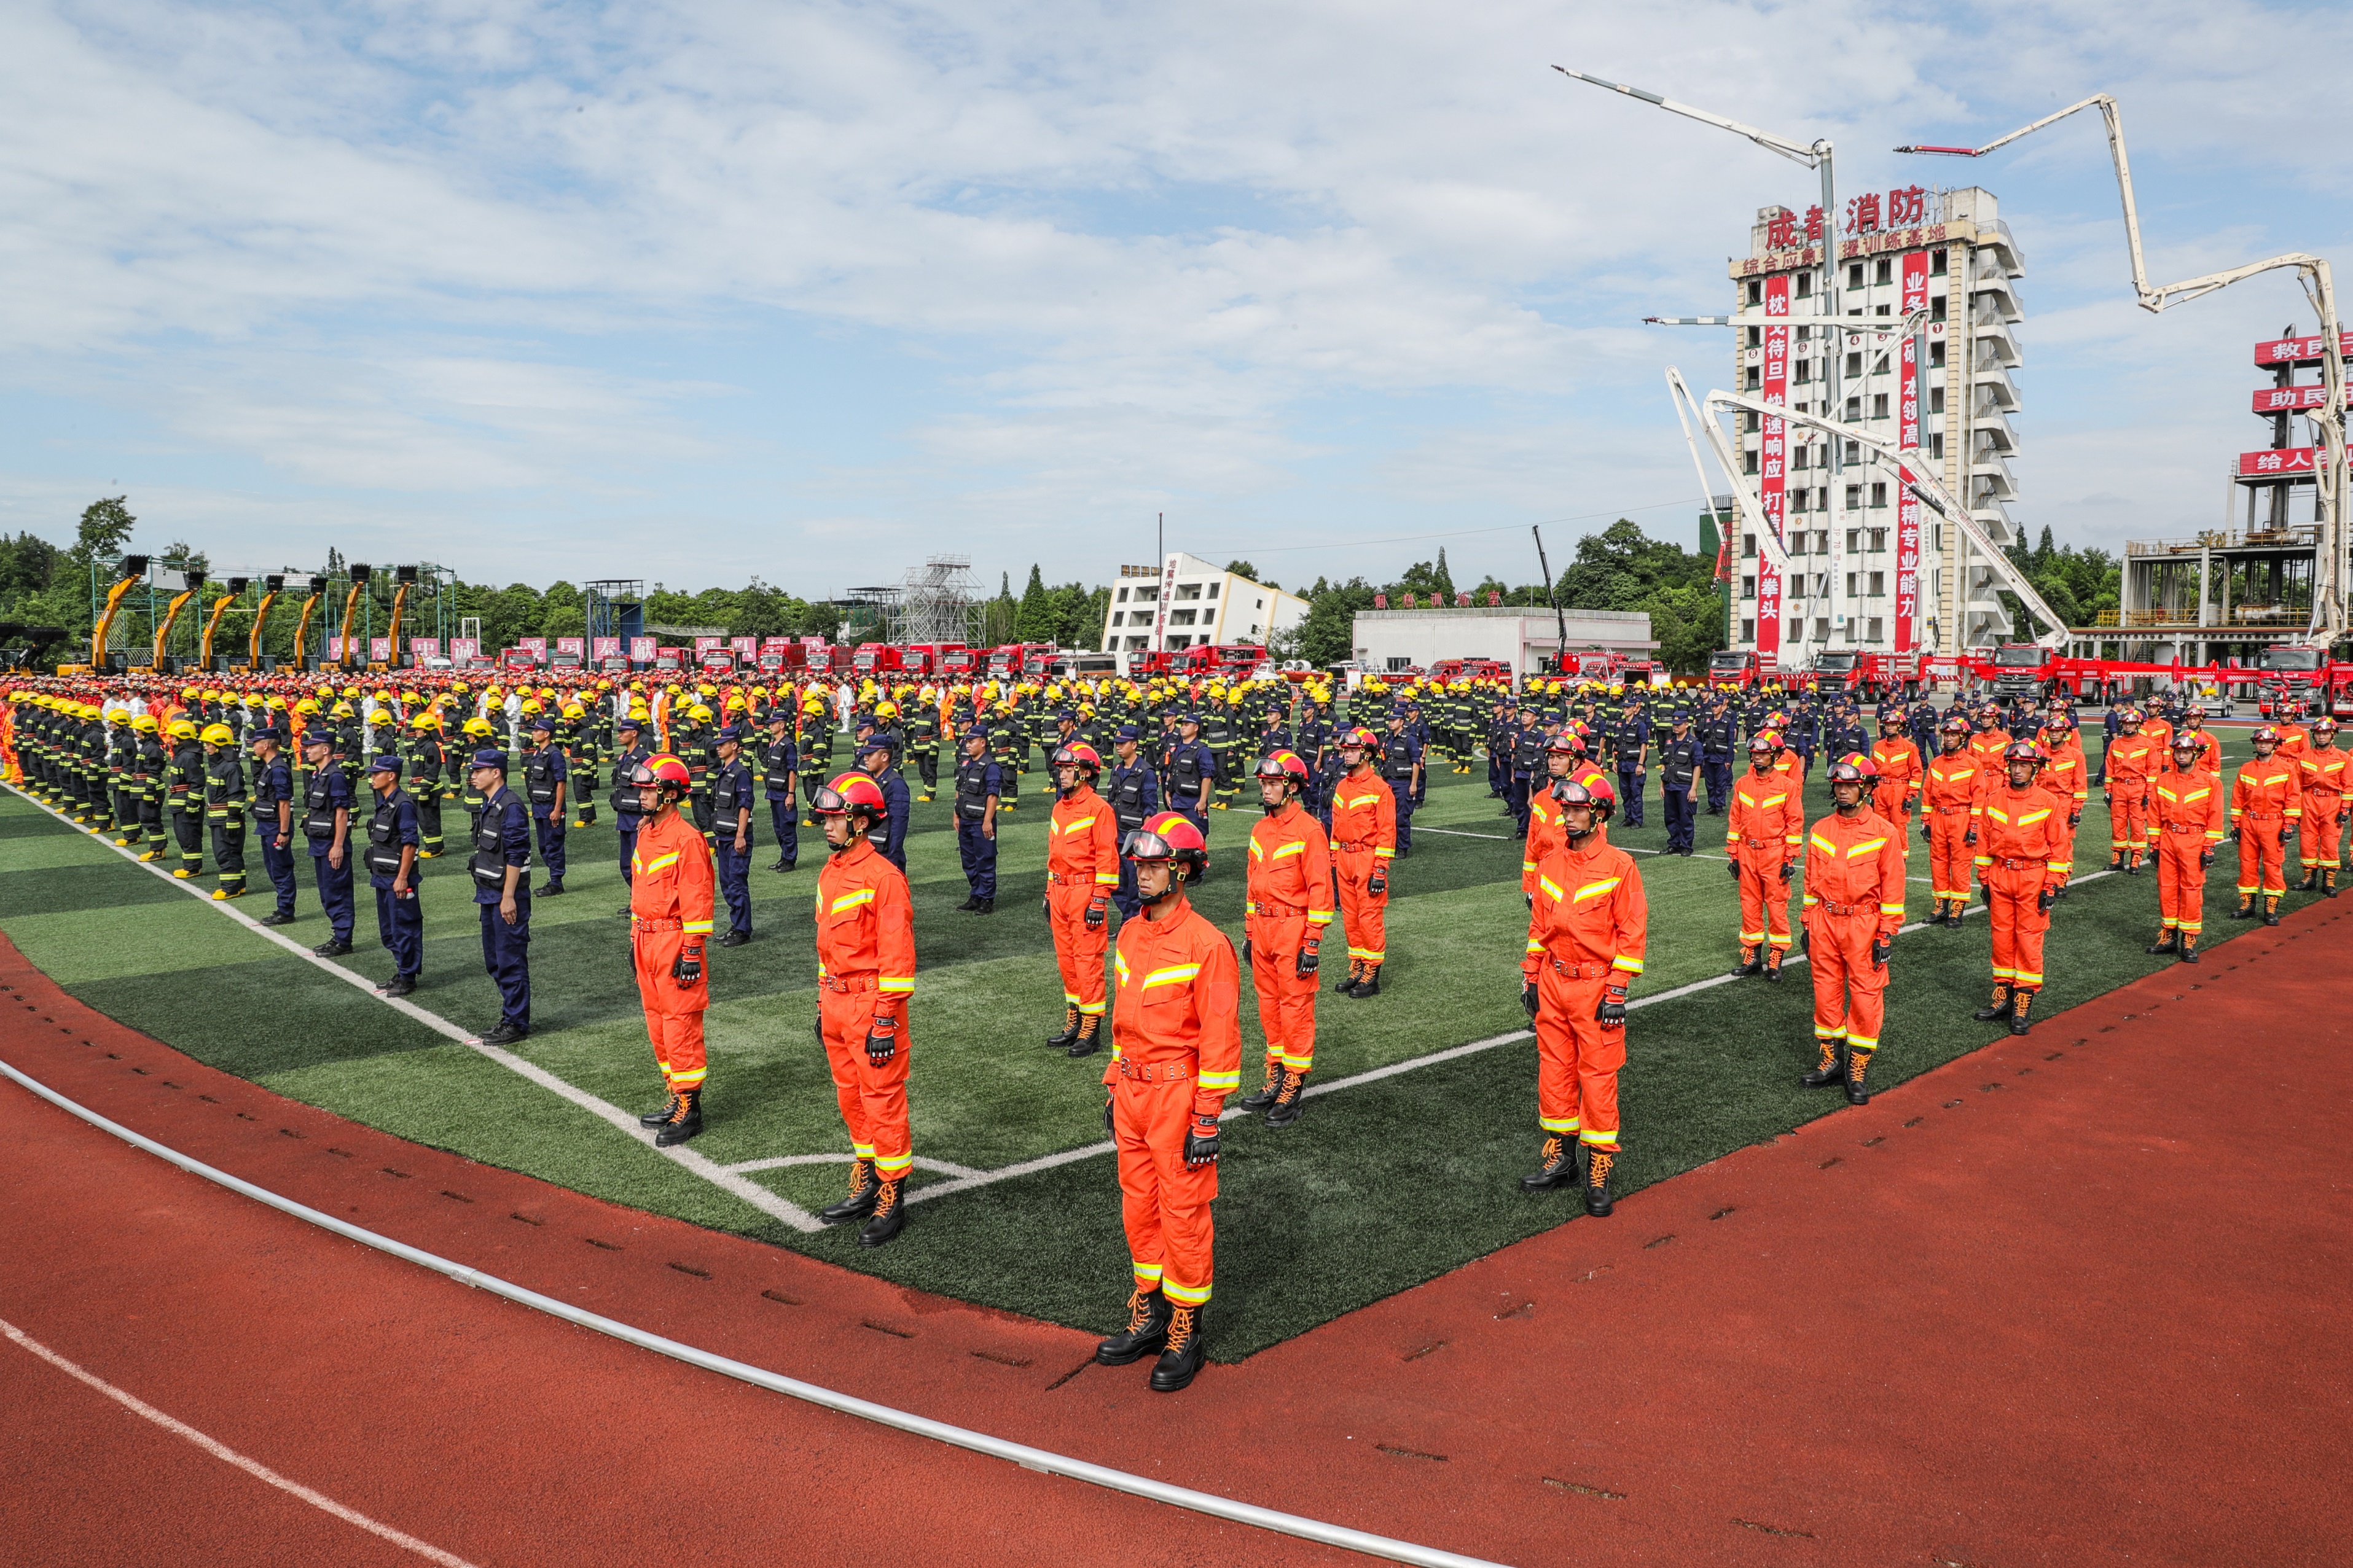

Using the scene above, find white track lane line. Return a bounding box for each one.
[1,1315,479,1567]
[0,1060,1506,1568]
[3,784,823,1234]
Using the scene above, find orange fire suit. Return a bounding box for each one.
[2231,756,2301,901]
[1974,784,2072,993]
[1103,893,1240,1307]
[2037,739,2090,882]
[815,837,918,1180]
[1522,760,1609,898]
[2166,728,2222,777]
[2141,717,2175,759]
[1869,737,1922,833]
[1802,808,1906,1061]
[2274,722,2310,760]
[1522,840,1647,1152]
[1920,752,1981,907]
[1727,767,1803,954]
[2104,733,2161,867]
[1246,801,1333,1076]
[2297,744,2349,871]
[1328,768,1395,972]
[1967,727,2012,780]
[630,808,719,1093]
[1047,784,1121,1020]
[2151,769,2225,939]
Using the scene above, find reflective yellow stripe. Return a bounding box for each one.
[878,977,914,993]
[1571,876,1621,903]
[1611,956,1643,973]
[1537,874,1564,902]
[1374,847,1395,859]
[1055,814,1095,833]
[1248,838,1264,859]
[1760,794,1786,807]
[681,919,714,934]
[1878,902,1903,915]
[1846,837,1887,857]
[1094,871,1120,884]
[829,887,875,914]
[1272,840,1306,858]
[2018,809,2053,824]
[1140,964,1201,989]
[1114,952,1130,983]
[1809,833,1835,854]
[1197,1071,1240,1091]
[638,851,681,876]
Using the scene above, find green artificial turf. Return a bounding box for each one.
[0,726,2311,1359]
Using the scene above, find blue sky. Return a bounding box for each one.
[4,0,2349,599]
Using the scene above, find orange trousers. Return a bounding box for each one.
[1334,847,1387,966]
[1247,912,1319,1073]
[1806,910,1885,1055]
[1734,846,1793,950]
[2108,783,2151,862]
[818,984,912,1179]
[2155,828,2208,935]
[1871,782,1912,838]
[2303,796,2346,870]
[1046,879,1109,1015]
[2235,814,2288,897]
[632,924,708,1091]
[1926,807,1973,903]
[1532,963,1621,1149]
[1984,862,2051,991]
[1113,1072,1215,1306]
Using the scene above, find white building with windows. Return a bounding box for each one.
[1725,184,2026,663]
[1102,552,1309,658]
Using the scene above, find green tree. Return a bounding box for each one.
[71,497,136,572]
[1286,576,1379,666]
[1013,564,1057,643]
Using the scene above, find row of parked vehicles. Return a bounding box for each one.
[1705,646,2353,716]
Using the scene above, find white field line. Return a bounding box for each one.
[1414,826,1511,840]
[2,1316,479,1567]
[722,1153,982,1179]
[4,785,824,1235]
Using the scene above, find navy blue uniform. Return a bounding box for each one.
[1382,729,1423,851]
[759,732,799,867]
[365,785,424,980]
[1103,753,1161,919]
[302,761,356,943]
[1657,729,1702,854]
[870,764,911,872]
[1613,714,1650,828]
[252,754,299,918]
[955,751,1004,900]
[1699,709,1736,815]
[522,741,568,886]
[471,784,534,1032]
[1164,738,1215,832]
[710,754,756,937]
[610,742,650,888]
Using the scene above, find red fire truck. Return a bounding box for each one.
[2253,646,2353,717]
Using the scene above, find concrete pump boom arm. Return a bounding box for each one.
[1664,369,1794,579]
[1554,67,1828,168]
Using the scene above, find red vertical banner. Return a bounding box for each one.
[1894,250,1929,654]
[1755,274,1790,661]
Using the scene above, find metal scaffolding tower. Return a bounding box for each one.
[899,554,977,646]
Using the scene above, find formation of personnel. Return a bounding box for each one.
[6,665,2348,1392]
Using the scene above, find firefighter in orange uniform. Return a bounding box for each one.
[2037,713,2091,894]
[626,754,719,1146]
[1920,714,1979,926]
[2103,709,2160,873]
[1801,754,1907,1103]
[1092,812,1239,1394]
[1327,727,1394,997]
[2230,727,2301,925]
[1235,751,1333,1126]
[1519,778,1645,1215]
[2296,716,2347,894]
[2146,733,2225,963]
[1970,740,2072,1036]
[1043,742,1121,1058]
[1869,711,1922,835]
[2168,711,2222,777]
[1726,731,1802,980]
[810,770,919,1247]
[1966,702,2011,776]
[1522,732,1607,903]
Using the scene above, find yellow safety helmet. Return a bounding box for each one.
[463,716,495,737]
[400,690,420,704]
[133,714,159,733]
[562,703,585,720]
[106,707,131,723]
[374,688,393,703]
[181,685,200,701]
[341,684,359,699]
[168,718,198,739]
[689,704,714,723]
[200,723,233,746]
[451,681,470,695]
[294,698,320,715]
[875,700,899,719]
[409,711,441,731]
[329,701,354,718]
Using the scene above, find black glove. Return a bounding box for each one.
[864,1014,898,1067]
[1084,894,1107,930]
[1778,861,1793,883]
[2283,822,2298,843]
[1870,934,1892,969]
[1183,1116,1221,1168]
[1964,827,1977,846]
[1296,943,1320,979]
[1726,857,1741,880]
[2037,887,2054,914]
[2339,810,2349,829]
[1104,1098,1115,1136]
[2200,849,2214,868]
[2233,824,2244,845]
[2069,812,2081,827]
[1919,818,1932,842]
[1595,984,1627,1029]
[1242,937,1253,967]
[1799,926,1811,956]
[1367,867,1386,894]
[1043,894,1052,918]
[671,943,704,986]
[1521,978,1539,1018]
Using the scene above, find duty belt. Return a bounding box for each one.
[1247,900,1307,917]
[1334,840,1377,852]
[2239,811,2285,821]
[1813,897,1869,916]
[631,915,683,930]
[1932,804,1970,814]
[1545,958,1610,980]
[2163,822,2207,833]
[1116,1058,1192,1083]
[1739,836,1774,848]
[1045,871,1097,886]
[1992,857,2046,870]
[818,972,877,993]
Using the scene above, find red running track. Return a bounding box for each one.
[2,907,2349,1567]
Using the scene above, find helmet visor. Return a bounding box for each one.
[1121,828,1177,861]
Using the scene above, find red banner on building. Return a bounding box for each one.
[1894,249,1928,655]
[1755,274,1790,660]
[590,636,621,660]
[2237,447,2319,477]
[2255,332,2353,369]
[2252,384,2344,413]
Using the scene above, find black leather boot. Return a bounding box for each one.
[1801,1042,1844,1088]
[2263,895,2282,927]
[2145,927,2179,955]
[2007,989,2035,1037]
[654,1088,703,1147]
[1046,1005,1080,1049]
[1067,1013,1103,1058]
[1094,1289,1172,1365]
[1972,985,2015,1023]
[1583,1147,1616,1217]
[857,1178,905,1247]
[1333,961,1361,995]
[1729,945,1761,977]
[1844,1048,1872,1106]
[1347,964,1380,999]
[1518,1133,1577,1192]
[1264,1069,1308,1128]
[1149,1305,1207,1392]
[1239,1062,1284,1111]
[818,1159,880,1224]
[638,1091,679,1128]
[1763,948,1784,983]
